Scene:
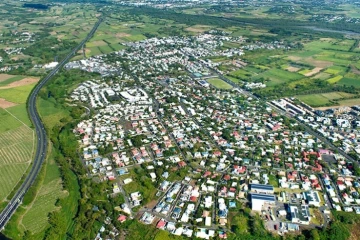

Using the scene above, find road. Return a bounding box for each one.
[0,16,104,231]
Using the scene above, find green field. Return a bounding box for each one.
[327,75,343,84]
[20,156,68,235]
[312,72,331,80]
[0,84,37,104]
[255,68,303,86]
[338,78,360,87]
[0,120,33,201]
[296,92,355,107]
[0,76,25,86]
[0,76,35,202]
[37,98,69,130]
[207,78,233,89]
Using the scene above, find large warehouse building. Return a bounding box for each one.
[251,193,276,211]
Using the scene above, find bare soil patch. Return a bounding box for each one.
[349,222,360,240]
[287,56,302,61]
[305,58,333,68]
[304,67,323,77]
[185,25,211,33]
[145,199,158,209]
[116,33,131,38]
[0,98,17,108]
[351,65,360,75]
[286,66,300,72]
[0,74,14,82]
[0,77,39,89]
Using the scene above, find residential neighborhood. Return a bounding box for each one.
[66,32,360,239]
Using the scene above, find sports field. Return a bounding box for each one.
[207,78,233,89]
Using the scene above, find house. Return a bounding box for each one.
[117,214,127,223]
[156,219,167,229]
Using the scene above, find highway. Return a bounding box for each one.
[0,16,104,231]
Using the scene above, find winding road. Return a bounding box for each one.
[0,16,104,231]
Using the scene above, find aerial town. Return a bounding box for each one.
[64,32,360,239]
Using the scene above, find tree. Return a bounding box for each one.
[310,229,320,240]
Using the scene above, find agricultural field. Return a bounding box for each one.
[254,68,303,86]
[207,78,233,89]
[296,92,355,107]
[0,2,99,70]
[0,123,33,201]
[0,74,37,206]
[19,155,67,235]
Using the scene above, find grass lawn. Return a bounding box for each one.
[207,78,233,89]
[226,75,241,83]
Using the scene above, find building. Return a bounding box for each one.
[251,193,276,211]
[288,205,311,225]
[250,184,274,194]
[303,191,321,207]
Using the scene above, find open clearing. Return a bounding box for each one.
[185,25,212,33]
[0,77,39,89]
[303,57,333,68]
[86,40,107,47]
[304,67,323,77]
[0,74,21,82]
[0,98,17,108]
[207,78,233,89]
[286,66,300,72]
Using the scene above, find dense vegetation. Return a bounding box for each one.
[23,37,78,64]
[23,4,49,10]
[129,7,360,34]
